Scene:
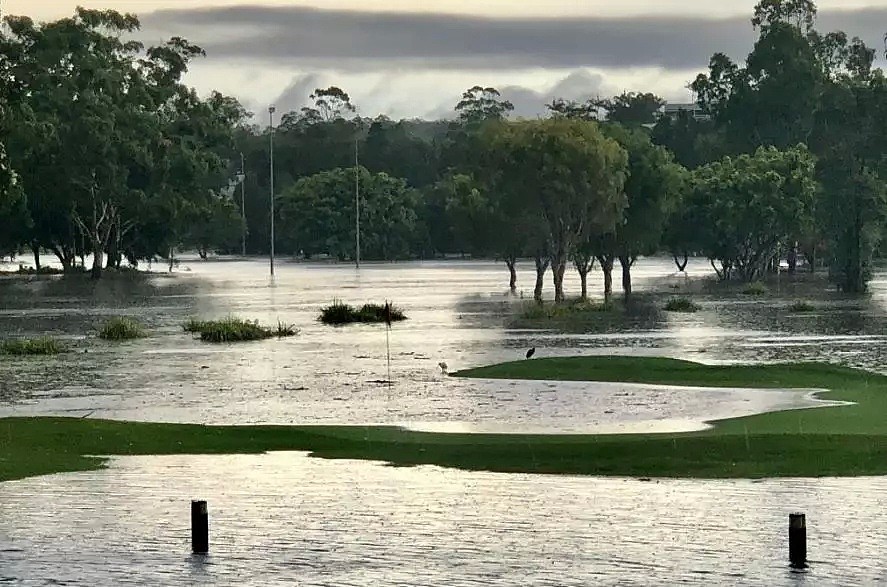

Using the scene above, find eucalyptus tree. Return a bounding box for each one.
[485,118,628,302]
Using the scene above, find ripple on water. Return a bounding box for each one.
[2,453,887,585]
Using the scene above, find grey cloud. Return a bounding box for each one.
[141,6,887,72]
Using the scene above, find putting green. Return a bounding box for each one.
[2,357,885,482]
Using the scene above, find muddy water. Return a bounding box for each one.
[2,452,886,586]
[3,257,887,585]
[1,257,885,428]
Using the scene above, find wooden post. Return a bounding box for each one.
[789,512,806,568]
[192,500,209,554]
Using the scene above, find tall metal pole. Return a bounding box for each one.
[269,106,276,276]
[240,151,246,257]
[355,138,360,269]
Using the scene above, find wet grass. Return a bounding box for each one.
[509,297,660,333]
[98,317,147,340]
[0,337,64,355]
[184,317,298,342]
[664,297,699,313]
[319,301,407,325]
[6,357,887,482]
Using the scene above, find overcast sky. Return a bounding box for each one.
[6,1,887,119]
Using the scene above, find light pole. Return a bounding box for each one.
[268,106,276,276]
[237,152,246,257]
[355,138,360,269]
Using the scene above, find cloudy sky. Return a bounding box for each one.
[7,1,887,119]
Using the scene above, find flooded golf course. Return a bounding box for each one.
[3,257,887,584]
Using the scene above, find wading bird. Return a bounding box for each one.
[526,348,536,360]
[438,362,448,374]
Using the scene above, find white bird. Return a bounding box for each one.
[438,362,448,375]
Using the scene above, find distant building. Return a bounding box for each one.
[662,103,711,122]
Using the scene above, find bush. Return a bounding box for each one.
[742,282,769,296]
[184,317,298,343]
[1,337,64,355]
[99,317,147,340]
[789,301,815,313]
[320,300,407,325]
[664,297,700,313]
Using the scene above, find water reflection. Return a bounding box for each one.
[2,452,887,585]
[1,258,887,426]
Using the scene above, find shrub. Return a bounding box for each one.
[320,300,408,325]
[789,301,815,313]
[185,317,298,343]
[664,297,700,313]
[1,337,64,355]
[99,317,147,340]
[742,282,768,296]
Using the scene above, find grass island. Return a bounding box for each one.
[2,356,886,483]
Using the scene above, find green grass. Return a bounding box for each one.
[0,337,64,355]
[664,297,699,313]
[98,317,147,340]
[7,357,887,482]
[319,301,407,325]
[183,317,298,342]
[519,299,615,320]
[789,301,815,313]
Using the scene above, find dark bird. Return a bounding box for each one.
[526,347,536,360]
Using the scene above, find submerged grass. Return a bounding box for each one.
[98,317,147,340]
[0,337,64,356]
[6,357,887,483]
[319,301,407,325]
[184,317,298,342]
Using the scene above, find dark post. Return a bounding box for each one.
[789,512,806,568]
[191,500,209,554]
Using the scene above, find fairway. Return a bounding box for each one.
[2,357,886,483]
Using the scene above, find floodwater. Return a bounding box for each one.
[3,256,887,584]
[3,452,887,586]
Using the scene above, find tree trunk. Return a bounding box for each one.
[578,269,589,299]
[787,246,798,274]
[597,255,614,300]
[550,248,568,303]
[673,252,688,272]
[31,245,41,271]
[505,257,517,291]
[91,243,103,280]
[533,255,549,302]
[168,248,175,272]
[619,256,633,300]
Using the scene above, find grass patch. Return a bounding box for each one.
[664,297,699,313]
[789,301,815,313]
[184,317,298,342]
[741,281,769,296]
[0,337,64,355]
[8,357,887,482]
[319,301,407,325]
[520,299,615,321]
[98,317,147,340]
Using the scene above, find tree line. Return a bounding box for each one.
[1,1,886,296]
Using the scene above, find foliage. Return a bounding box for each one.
[98,317,147,340]
[319,301,407,325]
[1,337,64,355]
[664,297,700,313]
[789,300,815,312]
[685,145,817,282]
[484,118,628,302]
[278,167,418,261]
